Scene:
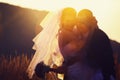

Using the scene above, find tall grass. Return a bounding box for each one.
[0,54,41,80]
[0,53,120,80]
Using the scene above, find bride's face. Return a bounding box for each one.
[60,14,76,31]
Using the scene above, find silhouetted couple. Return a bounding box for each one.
[35,7,116,80]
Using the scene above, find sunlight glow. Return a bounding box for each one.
[1,0,120,42]
[0,0,116,11]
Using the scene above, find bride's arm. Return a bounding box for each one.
[58,31,84,57]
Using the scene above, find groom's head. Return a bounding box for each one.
[77,9,98,31]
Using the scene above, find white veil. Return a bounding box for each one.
[26,10,63,79]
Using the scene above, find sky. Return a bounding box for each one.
[0,0,120,42]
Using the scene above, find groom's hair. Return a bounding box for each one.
[77,9,97,30]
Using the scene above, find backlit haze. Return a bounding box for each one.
[1,0,120,42]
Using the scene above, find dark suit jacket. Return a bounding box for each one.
[86,28,116,79]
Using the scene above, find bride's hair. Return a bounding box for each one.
[60,7,77,30]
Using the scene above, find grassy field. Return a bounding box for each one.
[0,54,120,80]
[0,54,41,80]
